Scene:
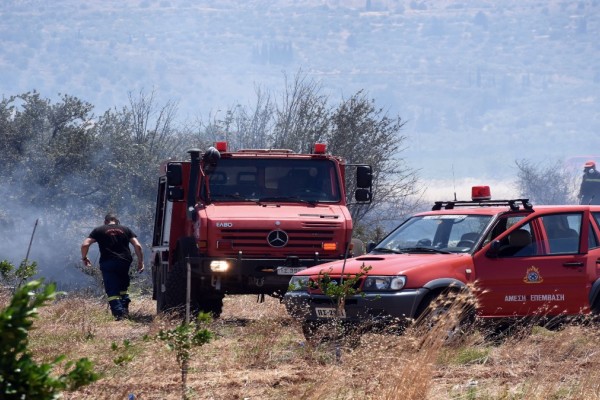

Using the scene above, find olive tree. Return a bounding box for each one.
[0,91,97,217]
[271,72,330,152]
[326,90,419,224]
[195,72,419,236]
[515,159,579,205]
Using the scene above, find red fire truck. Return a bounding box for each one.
[151,142,372,316]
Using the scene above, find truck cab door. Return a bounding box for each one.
[473,211,591,317]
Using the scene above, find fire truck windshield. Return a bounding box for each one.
[201,158,342,203]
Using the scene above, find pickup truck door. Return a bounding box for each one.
[473,211,591,317]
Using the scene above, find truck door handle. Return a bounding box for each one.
[563,262,584,267]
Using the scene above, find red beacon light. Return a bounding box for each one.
[214,141,228,152]
[472,186,491,201]
[313,143,327,154]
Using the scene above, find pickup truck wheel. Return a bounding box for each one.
[414,290,475,346]
[480,320,533,344]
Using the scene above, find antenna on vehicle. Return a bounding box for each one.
[452,164,457,201]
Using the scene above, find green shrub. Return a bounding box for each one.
[0,280,99,399]
[0,259,38,291]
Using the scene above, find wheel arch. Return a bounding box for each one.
[415,278,469,318]
[423,278,467,293]
[174,236,198,263]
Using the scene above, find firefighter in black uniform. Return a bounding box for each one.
[579,161,600,205]
[81,213,144,320]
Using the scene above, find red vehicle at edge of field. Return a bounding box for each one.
[285,186,600,338]
[152,142,372,317]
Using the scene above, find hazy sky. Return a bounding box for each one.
[2,0,598,187]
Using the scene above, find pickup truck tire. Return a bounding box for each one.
[480,320,533,344]
[414,289,475,346]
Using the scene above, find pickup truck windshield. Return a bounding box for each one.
[374,214,493,253]
[201,158,342,203]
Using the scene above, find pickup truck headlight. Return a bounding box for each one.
[363,275,406,291]
[288,276,310,291]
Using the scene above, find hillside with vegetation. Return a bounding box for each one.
[1,0,598,179]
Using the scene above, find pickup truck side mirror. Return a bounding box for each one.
[366,242,377,253]
[485,240,502,258]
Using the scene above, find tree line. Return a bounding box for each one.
[0,73,420,277]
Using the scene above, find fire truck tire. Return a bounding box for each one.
[192,293,224,318]
[155,262,166,313]
[161,260,187,314]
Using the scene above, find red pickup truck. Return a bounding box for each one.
[284,187,600,339]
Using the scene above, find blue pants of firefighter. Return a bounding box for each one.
[99,258,131,319]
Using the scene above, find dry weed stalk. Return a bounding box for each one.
[4,289,599,399]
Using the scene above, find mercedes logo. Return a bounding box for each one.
[267,230,289,247]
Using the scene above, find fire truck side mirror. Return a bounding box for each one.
[354,165,372,203]
[166,163,185,202]
[356,165,372,188]
[355,188,372,202]
[167,163,183,186]
[167,187,185,201]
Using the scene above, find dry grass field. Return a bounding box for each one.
[3,289,600,400]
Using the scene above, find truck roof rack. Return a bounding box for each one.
[236,148,295,154]
[432,199,533,211]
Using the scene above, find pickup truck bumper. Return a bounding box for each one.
[283,288,430,323]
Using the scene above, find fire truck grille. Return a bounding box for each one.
[218,228,337,252]
[302,221,342,229]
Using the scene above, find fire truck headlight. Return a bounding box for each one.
[210,260,230,272]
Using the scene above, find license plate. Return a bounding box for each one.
[315,307,346,318]
[277,266,306,275]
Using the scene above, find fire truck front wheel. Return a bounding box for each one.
[156,262,224,318]
[157,261,187,315]
[193,294,224,318]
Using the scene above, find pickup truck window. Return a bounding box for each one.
[483,214,527,245]
[496,221,537,257]
[541,213,582,255]
[590,222,599,249]
[592,212,600,249]
[374,214,492,253]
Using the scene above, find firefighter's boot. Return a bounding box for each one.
[121,294,131,318]
[108,298,125,321]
